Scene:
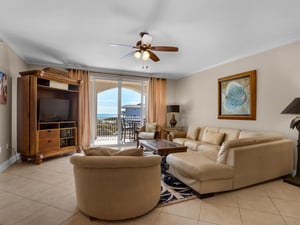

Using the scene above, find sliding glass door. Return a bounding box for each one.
[90,76,147,146]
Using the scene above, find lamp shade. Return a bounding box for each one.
[167,105,180,113]
[281,98,300,114]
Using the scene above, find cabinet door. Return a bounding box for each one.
[17,77,30,155]
[38,130,60,152]
[17,76,39,156]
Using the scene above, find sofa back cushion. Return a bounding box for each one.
[219,128,240,141]
[202,131,225,145]
[186,126,200,140]
[238,130,265,139]
[199,127,218,140]
[217,135,283,164]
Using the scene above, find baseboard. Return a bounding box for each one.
[0,153,20,173]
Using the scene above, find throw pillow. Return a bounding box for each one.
[202,131,225,145]
[113,148,144,156]
[84,147,117,156]
[146,123,157,132]
[84,147,143,156]
[186,126,200,140]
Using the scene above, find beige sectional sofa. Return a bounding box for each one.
[166,126,294,197]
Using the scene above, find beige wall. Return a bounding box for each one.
[0,41,27,166]
[1,39,299,168]
[174,40,300,141]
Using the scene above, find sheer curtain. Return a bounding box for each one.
[68,69,91,148]
[147,77,167,128]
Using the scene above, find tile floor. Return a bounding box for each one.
[1,155,300,225]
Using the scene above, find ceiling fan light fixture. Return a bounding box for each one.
[134,51,141,59]
[142,51,150,61]
[110,32,178,62]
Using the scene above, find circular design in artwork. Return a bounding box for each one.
[224,81,247,111]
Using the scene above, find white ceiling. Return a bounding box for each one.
[1,0,300,79]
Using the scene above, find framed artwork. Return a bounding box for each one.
[0,72,7,105]
[218,70,256,120]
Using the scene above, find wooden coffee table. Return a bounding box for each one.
[140,139,187,156]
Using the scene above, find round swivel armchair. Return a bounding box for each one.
[70,154,161,220]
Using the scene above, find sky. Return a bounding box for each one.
[97,88,141,115]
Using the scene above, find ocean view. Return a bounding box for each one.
[97,114,118,120]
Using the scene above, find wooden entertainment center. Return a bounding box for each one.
[17,68,80,164]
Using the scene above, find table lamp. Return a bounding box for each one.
[281,97,300,186]
[167,105,180,128]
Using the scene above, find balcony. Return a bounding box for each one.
[94,116,142,145]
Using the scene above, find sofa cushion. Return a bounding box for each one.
[145,123,157,132]
[84,147,143,156]
[197,143,220,156]
[217,135,283,164]
[184,140,201,151]
[238,131,265,139]
[219,128,240,141]
[173,138,187,145]
[202,131,225,145]
[138,132,155,139]
[186,126,200,140]
[167,152,233,181]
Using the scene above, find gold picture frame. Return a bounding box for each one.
[218,70,256,120]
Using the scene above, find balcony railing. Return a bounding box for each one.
[96,116,143,145]
[97,117,118,137]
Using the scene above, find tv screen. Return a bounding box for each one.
[39,98,70,122]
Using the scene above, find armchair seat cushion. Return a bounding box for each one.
[138,132,155,139]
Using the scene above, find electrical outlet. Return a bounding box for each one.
[0,146,2,153]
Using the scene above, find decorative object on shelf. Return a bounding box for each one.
[281,97,300,187]
[218,70,256,120]
[167,105,180,128]
[0,72,7,105]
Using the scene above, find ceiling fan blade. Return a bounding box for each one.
[148,50,160,62]
[151,46,179,52]
[142,34,152,46]
[121,50,136,60]
[109,43,135,48]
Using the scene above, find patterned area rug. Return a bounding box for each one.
[158,172,197,207]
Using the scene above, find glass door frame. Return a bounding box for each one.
[90,74,148,147]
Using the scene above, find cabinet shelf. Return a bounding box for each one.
[37,84,79,93]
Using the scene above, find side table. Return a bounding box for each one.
[164,127,186,141]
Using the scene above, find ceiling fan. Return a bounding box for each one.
[110,32,179,62]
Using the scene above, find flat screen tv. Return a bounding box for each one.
[39,98,70,122]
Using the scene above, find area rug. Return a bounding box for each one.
[158,172,197,207]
